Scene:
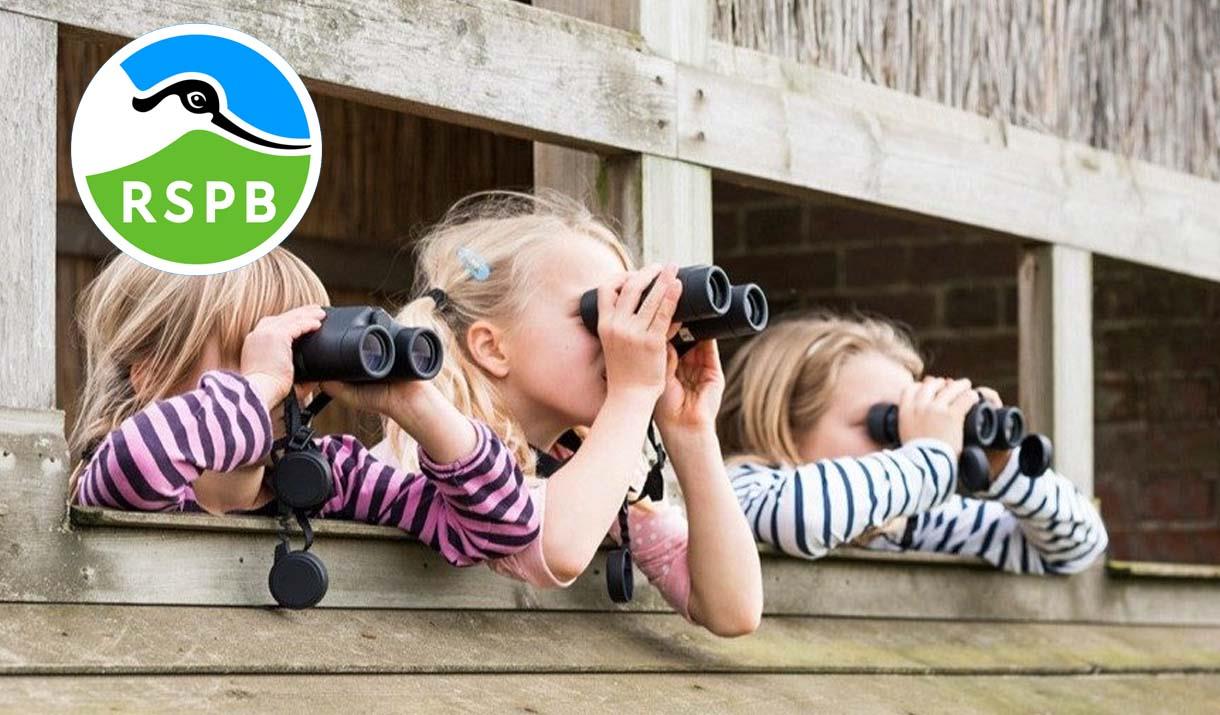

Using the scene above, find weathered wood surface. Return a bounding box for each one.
[695,42,1220,283]
[1108,561,1220,581]
[1018,245,1094,495]
[3,603,1220,676]
[0,12,56,411]
[4,408,1220,623]
[11,0,675,154]
[4,0,1217,281]
[2,673,1219,714]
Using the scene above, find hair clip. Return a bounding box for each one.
[424,287,449,310]
[457,246,491,282]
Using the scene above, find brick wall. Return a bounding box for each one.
[713,180,1220,564]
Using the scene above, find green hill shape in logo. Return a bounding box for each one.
[86,130,310,264]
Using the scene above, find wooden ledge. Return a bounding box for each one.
[1108,560,1220,581]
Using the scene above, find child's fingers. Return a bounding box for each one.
[948,387,981,418]
[647,279,682,338]
[897,381,920,413]
[913,376,945,406]
[595,276,626,334]
[637,264,679,327]
[977,386,1002,407]
[615,265,663,322]
[934,378,974,408]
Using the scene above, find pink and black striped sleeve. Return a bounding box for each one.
[75,370,273,512]
[315,422,539,566]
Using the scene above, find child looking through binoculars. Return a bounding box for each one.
[718,314,1107,574]
[67,248,539,575]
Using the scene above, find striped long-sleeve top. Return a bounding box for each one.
[729,439,1108,575]
[75,370,539,566]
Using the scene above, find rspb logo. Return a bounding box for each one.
[71,24,322,275]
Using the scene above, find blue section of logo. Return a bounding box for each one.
[120,33,309,140]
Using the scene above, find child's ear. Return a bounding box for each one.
[465,320,510,379]
[128,360,151,395]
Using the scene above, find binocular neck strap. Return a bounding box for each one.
[276,503,318,554]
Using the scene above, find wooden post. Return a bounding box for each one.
[1018,245,1094,496]
[533,0,712,267]
[0,11,57,412]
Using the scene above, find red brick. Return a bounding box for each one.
[1138,473,1217,521]
[809,291,938,331]
[918,333,1018,380]
[742,205,804,250]
[1095,375,1142,422]
[809,201,946,243]
[944,285,1001,328]
[713,209,742,257]
[717,251,838,302]
[908,240,1019,283]
[843,244,912,288]
[1143,375,1217,422]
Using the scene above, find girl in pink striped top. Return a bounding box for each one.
[375,192,764,636]
[68,249,538,566]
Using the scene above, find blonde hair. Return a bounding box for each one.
[718,312,924,467]
[385,190,632,474]
[68,248,329,492]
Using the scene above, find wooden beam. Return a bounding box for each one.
[1018,246,1094,495]
[2,0,674,155]
[690,42,1220,283]
[4,673,1220,713]
[4,603,1220,676]
[5,1,1219,281]
[0,11,56,410]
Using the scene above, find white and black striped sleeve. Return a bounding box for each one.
[729,439,958,560]
[894,449,1108,574]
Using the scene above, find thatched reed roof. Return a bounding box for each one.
[711,0,1220,181]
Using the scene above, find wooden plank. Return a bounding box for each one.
[1018,246,1094,495]
[3,0,675,155]
[0,11,56,410]
[688,42,1220,283]
[4,427,1220,623]
[9,0,1219,282]
[1108,561,1220,581]
[2,673,1219,714]
[3,603,1220,676]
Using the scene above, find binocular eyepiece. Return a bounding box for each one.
[866,393,1053,493]
[578,265,769,347]
[292,306,444,383]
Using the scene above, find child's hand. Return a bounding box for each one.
[976,386,1013,480]
[596,264,683,403]
[241,306,326,410]
[897,376,977,455]
[655,339,725,436]
[321,378,478,464]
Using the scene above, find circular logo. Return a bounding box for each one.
[71,24,322,275]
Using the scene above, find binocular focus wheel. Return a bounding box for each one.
[1018,433,1053,477]
[958,446,992,493]
[273,451,333,511]
[606,549,634,604]
[269,550,329,609]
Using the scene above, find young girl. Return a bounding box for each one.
[68,248,538,567]
[376,191,763,636]
[718,314,1108,575]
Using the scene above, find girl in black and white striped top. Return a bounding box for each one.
[717,314,1107,575]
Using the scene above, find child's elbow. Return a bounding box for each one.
[704,606,762,638]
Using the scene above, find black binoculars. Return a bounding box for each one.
[578,265,769,350]
[867,395,1053,493]
[292,306,443,383]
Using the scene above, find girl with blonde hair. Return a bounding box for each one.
[377,191,763,637]
[718,313,1107,574]
[70,248,538,567]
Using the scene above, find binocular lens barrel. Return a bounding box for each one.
[993,406,1026,450]
[676,284,770,344]
[964,402,999,447]
[389,328,444,381]
[866,403,901,447]
[579,264,733,334]
[294,306,443,383]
